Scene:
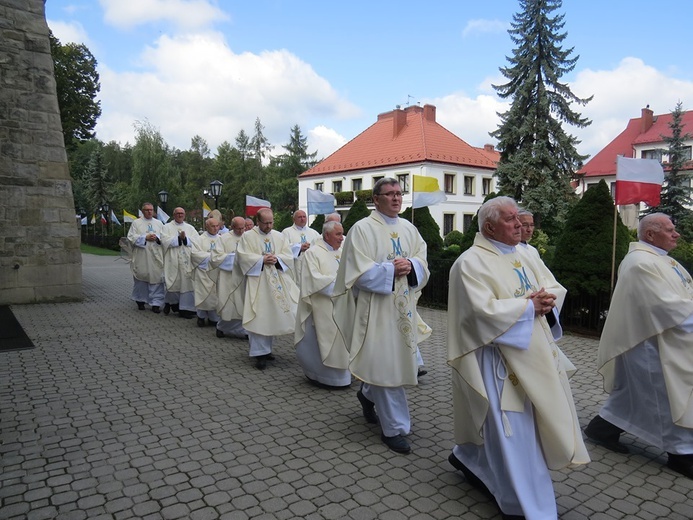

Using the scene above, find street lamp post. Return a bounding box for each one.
[209,180,223,209]
[158,190,169,216]
[102,202,110,236]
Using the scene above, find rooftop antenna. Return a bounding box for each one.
[406,94,414,106]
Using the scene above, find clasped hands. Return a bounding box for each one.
[529,287,556,318]
[145,233,158,242]
[393,257,412,277]
[263,253,278,265]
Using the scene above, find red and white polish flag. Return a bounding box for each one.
[615,156,664,206]
[245,195,271,217]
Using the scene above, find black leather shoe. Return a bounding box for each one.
[171,304,179,313]
[163,303,171,315]
[197,317,206,327]
[255,357,267,370]
[417,368,428,377]
[584,424,629,454]
[357,390,378,424]
[151,306,160,314]
[179,310,194,319]
[216,329,224,338]
[448,453,492,497]
[137,301,145,310]
[208,320,218,326]
[264,353,275,361]
[667,453,693,479]
[381,434,411,454]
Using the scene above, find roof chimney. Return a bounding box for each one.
[423,104,436,122]
[641,106,654,133]
[393,107,406,138]
[484,144,495,152]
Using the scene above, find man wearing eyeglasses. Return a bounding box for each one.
[333,177,429,454]
[232,208,299,370]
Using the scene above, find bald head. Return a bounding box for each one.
[231,216,245,236]
[293,210,307,227]
[638,213,680,252]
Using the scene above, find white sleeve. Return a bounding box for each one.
[355,263,395,295]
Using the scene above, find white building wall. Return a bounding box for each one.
[298,162,496,236]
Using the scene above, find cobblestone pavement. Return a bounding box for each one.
[2,253,692,519]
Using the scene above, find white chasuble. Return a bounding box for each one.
[295,238,348,369]
[235,228,298,336]
[598,241,693,428]
[161,221,198,293]
[191,232,222,310]
[211,232,244,322]
[127,217,164,284]
[447,233,589,470]
[333,211,429,387]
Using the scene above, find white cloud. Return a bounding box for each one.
[424,92,507,149]
[94,31,359,155]
[462,19,509,38]
[99,0,229,30]
[308,126,348,160]
[571,57,693,159]
[47,19,92,46]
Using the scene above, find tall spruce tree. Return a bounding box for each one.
[644,101,693,224]
[491,0,592,232]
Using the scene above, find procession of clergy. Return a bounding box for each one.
[126,178,693,520]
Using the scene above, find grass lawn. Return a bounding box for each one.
[80,243,120,256]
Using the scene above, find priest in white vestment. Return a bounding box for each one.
[211,216,247,339]
[233,208,299,370]
[161,207,199,318]
[127,202,165,313]
[191,217,223,327]
[282,210,320,282]
[585,213,693,479]
[447,197,589,519]
[295,221,351,388]
[332,178,429,455]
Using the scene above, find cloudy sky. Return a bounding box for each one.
[46,0,693,163]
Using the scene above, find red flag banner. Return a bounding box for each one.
[615,156,664,206]
[245,195,271,217]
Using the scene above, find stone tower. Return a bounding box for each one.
[0,0,82,304]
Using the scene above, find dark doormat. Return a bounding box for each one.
[0,305,34,352]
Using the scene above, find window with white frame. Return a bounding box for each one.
[315,182,324,192]
[444,173,456,194]
[463,175,474,195]
[443,214,455,236]
[373,175,384,187]
[463,214,473,232]
[397,173,410,193]
[482,177,492,196]
[332,180,342,193]
[352,178,362,191]
[642,149,662,161]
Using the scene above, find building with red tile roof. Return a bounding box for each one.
[575,106,693,227]
[297,104,500,236]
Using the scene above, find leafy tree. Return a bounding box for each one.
[444,230,465,248]
[491,0,591,232]
[644,101,693,224]
[130,121,172,207]
[342,198,370,234]
[84,148,112,213]
[552,180,632,295]
[49,32,101,151]
[310,214,325,233]
[250,117,272,161]
[400,206,443,252]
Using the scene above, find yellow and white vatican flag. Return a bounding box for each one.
[203,200,211,218]
[123,210,137,223]
[412,175,447,209]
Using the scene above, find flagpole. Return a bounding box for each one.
[610,204,618,295]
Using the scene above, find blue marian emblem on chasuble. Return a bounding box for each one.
[387,233,409,260]
[671,259,692,287]
[512,259,536,298]
[300,234,306,243]
[263,238,272,254]
[147,224,153,232]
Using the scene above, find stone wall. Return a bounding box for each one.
[0,0,82,304]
